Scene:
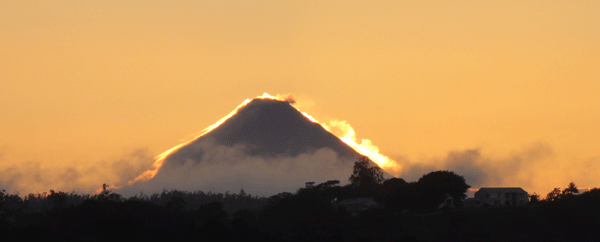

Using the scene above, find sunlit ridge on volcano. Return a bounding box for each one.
[321,121,400,172]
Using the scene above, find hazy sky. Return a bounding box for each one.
[1,1,599,196]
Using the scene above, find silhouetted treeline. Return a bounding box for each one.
[128,188,268,213]
[0,188,268,215]
[0,188,272,241]
[2,158,600,241]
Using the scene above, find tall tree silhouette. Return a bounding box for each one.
[349,156,384,188]
[545,187,562,202]
[563,182,578,195]
[417,170,470,208]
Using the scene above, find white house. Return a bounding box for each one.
[470,187,529,207]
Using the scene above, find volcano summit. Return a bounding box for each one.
[121,94,383,196]
[171,98,360,161]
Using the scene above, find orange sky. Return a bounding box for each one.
[1,1,599,196]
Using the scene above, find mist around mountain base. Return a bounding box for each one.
[120,138,356,197]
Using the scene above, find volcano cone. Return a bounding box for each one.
[121,97,384,196]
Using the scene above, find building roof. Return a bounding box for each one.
[476,187,527,193]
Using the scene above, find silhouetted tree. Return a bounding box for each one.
[94,184,122,202]
[529,193,540,204]
[563,182,578,195]
[382,177,407,188]
[545,187,562,202]
[266,192,294,207]
[379,178,417,211]
[239,188,248,198]
[319,180,341,188]
[417,170,470,209]
[48,189,68,211]
[349,156,384,188]
[0,189,23,215]
[101,184,108,200]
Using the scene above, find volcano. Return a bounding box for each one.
[121,95,384,196]
[169,98,360,163]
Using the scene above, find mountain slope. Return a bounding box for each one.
[179,98,360,160]
[121,96,384,196]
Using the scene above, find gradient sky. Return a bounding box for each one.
[1,1,599,196]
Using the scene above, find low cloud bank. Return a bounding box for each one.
[2,142,598,197]
[0,149,154,195]
[392,143,599,195]
[119,138,356,197]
